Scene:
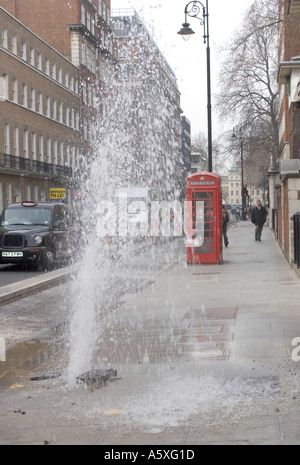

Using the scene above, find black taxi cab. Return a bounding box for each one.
[0,201,72,270]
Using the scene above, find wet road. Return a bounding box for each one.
[0,264,43,287]
[0,238,182,388]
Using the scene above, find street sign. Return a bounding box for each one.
[50,188,66,200]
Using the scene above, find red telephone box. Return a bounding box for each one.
[186,172,223,265]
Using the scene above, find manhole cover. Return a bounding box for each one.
[76,369,117,387]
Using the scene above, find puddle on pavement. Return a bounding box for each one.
[0,338,59,388]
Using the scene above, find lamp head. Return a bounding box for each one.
[177,23,195,41]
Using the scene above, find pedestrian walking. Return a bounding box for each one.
[251,200,267,241]
[236,207,240,221]
[222,205,229,247]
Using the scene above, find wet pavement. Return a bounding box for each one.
[1,223,300,445]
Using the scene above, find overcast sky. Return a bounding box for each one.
[111,0,254,139]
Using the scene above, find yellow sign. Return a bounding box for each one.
[50,188,66,200]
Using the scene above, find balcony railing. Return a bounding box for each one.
[1,153,72,178]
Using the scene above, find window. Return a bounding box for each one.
[25,184,31,200]
[70,76,74,92]
[40,187,46,202]
[45,59,50,76]
[30,88,36,110]
[29,47,34,66]
[11,36,17,54]
[37,53,42,71]
[54,139,58,165]
[66,145,70,166]
[31,132,36,160]
[52,99,57,120]
[2,74,8,100]
[6,184,12,205]
[39,135,44,161]
[23,129,28,158]
[52,63,56,80]
[15,185,21,203]
[13,127,19,156]
[58,68,62,84]
[88,85,92,106]
[114,20,125,31]
[22,83,28,107]
[60,142,64,165]
[71,147,75,169]
[38,92,43,114]
[87,12,91,31]
[21,41,27,60]
[46,96,50,117]
[4,123,10,154]
[12,78,18,103]
[65,72,69,88]
[2,28,8,48]
[66,107,70,126]
[34,186,39,202]
[71,109,75,128]
[98,0,102,15]
[82,81,87,104]
[47,137,51,163]
[59,103,63,123]
[81,5,86,24]
[91,14,96,35]
[82,42,86,66]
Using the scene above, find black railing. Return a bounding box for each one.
[272,208,277,236]
[293,212,300,268]
[0,153,72,178]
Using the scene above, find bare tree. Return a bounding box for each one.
[192,131,233,175]
[217,0,281,180]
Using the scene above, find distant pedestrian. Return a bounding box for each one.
[236,208,240,221]
[251,200,267,241]
[222,205,229,247]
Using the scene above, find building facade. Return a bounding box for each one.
[0,0,117,188]
[271,0,300,264]
[0,7,81,211]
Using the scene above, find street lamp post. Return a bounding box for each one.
[177,0,212,173]
[232,125,246,221]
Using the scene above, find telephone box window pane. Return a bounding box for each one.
[192,191,214,254]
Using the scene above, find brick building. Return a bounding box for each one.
[269,0,300,264]
[0,7,80,210]
[0,0,116,208]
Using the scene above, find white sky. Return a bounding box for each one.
[111,0,254,139]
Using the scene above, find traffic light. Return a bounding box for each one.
[242,184,248,197]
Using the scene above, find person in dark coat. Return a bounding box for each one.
[251,200,267,241]
[222,205,229,247]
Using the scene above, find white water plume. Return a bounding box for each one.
[67,15,182,385]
